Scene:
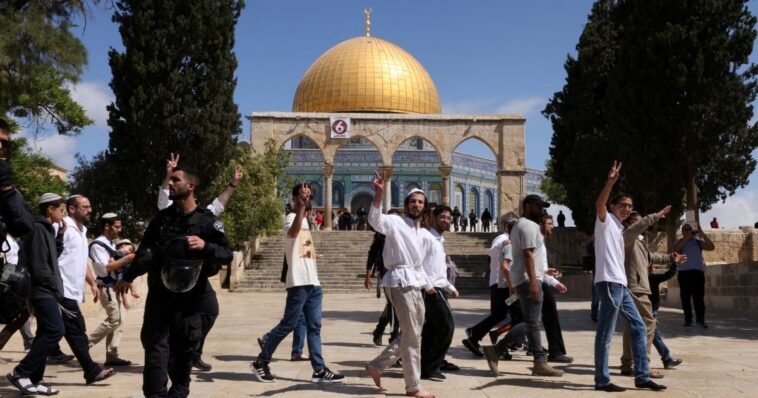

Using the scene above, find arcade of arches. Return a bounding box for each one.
[248,112,526,230]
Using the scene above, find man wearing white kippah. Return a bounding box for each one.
[364,170,437,398]
[89,212,133,367]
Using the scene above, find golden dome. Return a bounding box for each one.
[292,36,441,114]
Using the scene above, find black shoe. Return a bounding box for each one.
[311,367,345,383]
[250,360,274,382]
[465,327,473,340]
[462,338,483,357]
[663,358,683,369]
[192,357,212,371]
[684,321,693,327]
[439,360,460,372]
[595,383,626,392]
[104,358,132,367]
[421,371,446,380]
[697,322,709,329]
[391,359,402,368]
[636,380,667,391]
[488,331,499,345]
[372,330,382,346]
[47,353,75,364]
[548,354,574,363]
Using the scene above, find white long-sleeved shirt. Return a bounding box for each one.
[424,229,457,294]
[541,248,560,288]
[54,216,89,303]
[158,185,224,216]
[368,203,433,290]
[488,233,510,287]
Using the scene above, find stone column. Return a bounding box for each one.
[439,166,452,206]
[497,170,525,230]
[379,166,394,212]
[322,164,335,231]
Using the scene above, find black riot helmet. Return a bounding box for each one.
[159,236,205,293]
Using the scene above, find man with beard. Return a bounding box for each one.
[51,196,117,385]
[420,205,459,380]
[89,212,135,366]
[364,170,436,398]
[115,165,233,398]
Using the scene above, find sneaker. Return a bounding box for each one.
[532,361,563,377]
[488,331,499,345]
[250,360,274,382]
[465,327,473,339]
[663,358,683,369]
[548,354,574,363]
[595,383,626,392]
[635,380,667,391]
[47,353,75,364]
[312,367,344,383]
[482,346,500,377]
[462,338,483,357]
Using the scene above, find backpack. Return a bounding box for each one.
[88,240,121,288]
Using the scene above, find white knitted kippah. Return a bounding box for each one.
[38,193,63,205]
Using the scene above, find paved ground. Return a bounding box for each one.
[1,290,757,397]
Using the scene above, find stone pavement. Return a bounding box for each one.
[1,291,757,397]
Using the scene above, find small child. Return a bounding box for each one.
[114,239,140,309]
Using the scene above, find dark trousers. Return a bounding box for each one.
[469,285,509,342]
[60,298,103,380]
[374,296,400,340]
[541,282,567,357]
[194,286,219,359]
[141,287,204,398]
[420,291,454,376]
[14,298,64,383]
[678,270,705,324]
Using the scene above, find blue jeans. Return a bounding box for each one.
[259,285,324,371]
[652,310,671,364]
[515,282,547,363]
[264,312,306,356]
[594,282,650,386]
[590,283,600,321]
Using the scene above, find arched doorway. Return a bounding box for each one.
[350,192,372,215]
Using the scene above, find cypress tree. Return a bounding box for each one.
[106,0,245,218]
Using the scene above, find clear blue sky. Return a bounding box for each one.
[25,0,758,228]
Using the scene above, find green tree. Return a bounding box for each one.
[105,0,245,220]
[543,0,758,233]
[9,137,67,204]
[0,1,92,135]
[210,140,289,249]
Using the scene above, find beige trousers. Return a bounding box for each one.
[620,292,655,372]
[367,286,426,393]
[88,286,125,361]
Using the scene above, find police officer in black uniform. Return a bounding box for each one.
[116,165,232,398]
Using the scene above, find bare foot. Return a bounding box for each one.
[364,365,385,391]
[406,389,436,398]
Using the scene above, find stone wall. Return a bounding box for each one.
[550,227,758,313]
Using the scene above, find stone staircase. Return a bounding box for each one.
[232,231,499,294]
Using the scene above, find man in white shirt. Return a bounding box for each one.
[462,215,514,357]
[89,212,134,367]
[251,183,344,384]
[364,171,436,398]
[593,161,665,392]
[55,195,116,383]
[420,205,459,380]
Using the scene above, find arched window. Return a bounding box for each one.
[468,187,480,216]
[309,182,322,206]
[485,189,495,216]
[391,181,400,208]
[454,184,465,211]
[429,182,442,205]
[332,182,344,208]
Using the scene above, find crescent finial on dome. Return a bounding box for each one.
[364,7,372,37]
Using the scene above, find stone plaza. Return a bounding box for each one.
[2,286,756,397]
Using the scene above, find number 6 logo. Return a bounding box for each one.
[332,119,347,134]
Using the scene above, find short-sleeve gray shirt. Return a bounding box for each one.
[509,217,546,287]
